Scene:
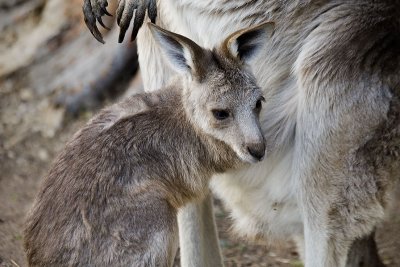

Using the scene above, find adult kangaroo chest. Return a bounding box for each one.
[156,0,306,239]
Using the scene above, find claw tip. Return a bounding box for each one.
[118,33,125,43]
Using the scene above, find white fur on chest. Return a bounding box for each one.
[156,0,303,239]
[210,148,302,239]
[212,64,301,239]
[210,77,301,239]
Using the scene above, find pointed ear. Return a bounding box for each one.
[148,23,208,79]
[223,22,275,63]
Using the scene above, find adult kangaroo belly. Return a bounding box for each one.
[211,149,302,239]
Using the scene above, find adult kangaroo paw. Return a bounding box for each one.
[83,0,112,43]
[116,0,157,43]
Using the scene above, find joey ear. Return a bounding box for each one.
[224,22,275,63]
[148,23,208,79]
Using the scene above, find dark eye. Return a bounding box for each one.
[212,109,230,120]
[256,100,262,109]
[255,96,265,112]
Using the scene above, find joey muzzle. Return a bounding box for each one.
[247,142,266,161]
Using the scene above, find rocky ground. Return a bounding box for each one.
[0,1,399,266]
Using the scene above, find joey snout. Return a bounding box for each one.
[246,142,266,161]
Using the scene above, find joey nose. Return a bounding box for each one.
[247,143,266,161]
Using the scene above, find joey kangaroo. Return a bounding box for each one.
[84,0,400,266]
[23,23,272,267]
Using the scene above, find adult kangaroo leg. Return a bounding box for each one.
[137,23,224,267]
[294,232,384,267]
[178,195,224,267]
[294,3,399,265]
[296,78,389,267]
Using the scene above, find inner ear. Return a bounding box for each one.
[225,22,275,63]
[149,23,208,78]
[235,28,267,60]
[159,34,191,72]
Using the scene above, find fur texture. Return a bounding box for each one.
[23,24,271,266]
[132,1,400,266]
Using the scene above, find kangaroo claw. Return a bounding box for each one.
[116,0,157,43]
[83,0,157,43]
[82,0,112,43]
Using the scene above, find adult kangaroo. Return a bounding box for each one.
[84,1,400,266]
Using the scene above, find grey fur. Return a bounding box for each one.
[23,23,271,267]
[132,1,400,266]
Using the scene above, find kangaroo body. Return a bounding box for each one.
[24,87,232,266]
[24,24,271,266]
[133,1,400,266]
[82,0,400,265]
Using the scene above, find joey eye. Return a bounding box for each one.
[212,109,230,120]
[256,100,262,109]
[255,96,265,112]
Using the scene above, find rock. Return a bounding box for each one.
[7,150,15,159]
[38,149,48,161]
[19,88,33,101]
[36,99,64,138]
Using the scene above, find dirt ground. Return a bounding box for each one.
[0,1,399,267]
